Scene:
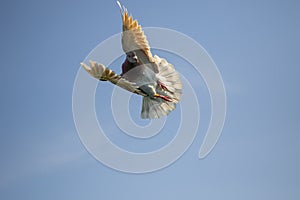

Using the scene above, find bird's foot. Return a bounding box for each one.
[158,81,174,94]
[154,94,173,102]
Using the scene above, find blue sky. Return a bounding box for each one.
[1,0,300,199]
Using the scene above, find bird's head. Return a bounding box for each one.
[126,51,138,64]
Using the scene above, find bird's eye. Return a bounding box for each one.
[127,52,135,58]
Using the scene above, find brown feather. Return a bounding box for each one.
[118,2,159,73]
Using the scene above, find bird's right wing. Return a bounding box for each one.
[81,61,146,96]
[117,1,159,73]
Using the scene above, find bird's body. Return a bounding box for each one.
[122,62,157,89]
[81,1,182,119]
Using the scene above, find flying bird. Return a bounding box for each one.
[81,1,182,119]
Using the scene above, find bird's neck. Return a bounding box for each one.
[122,59,138,75]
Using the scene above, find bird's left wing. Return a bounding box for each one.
[117,1,159,73]
[81,61,146,96]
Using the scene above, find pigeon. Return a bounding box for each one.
[81,1,182,119]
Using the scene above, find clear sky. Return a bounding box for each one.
[1,0,299,199]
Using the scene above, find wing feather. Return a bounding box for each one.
[117,1,159,73]
[81,61,146,96]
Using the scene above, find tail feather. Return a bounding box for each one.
[141,55,182,119]
[141,97,176,119]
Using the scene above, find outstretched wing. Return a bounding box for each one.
[81,61,147,96]
[117,1,159,73]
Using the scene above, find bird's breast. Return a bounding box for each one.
[122,64,157,87]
